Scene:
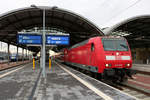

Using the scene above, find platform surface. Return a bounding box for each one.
[36,62,103,100]
[36,61,137,100]
[132,64,150,73]
[0,61,138,100]
[0,63,41,100]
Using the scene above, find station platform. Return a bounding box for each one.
[0,62,41,100]
[0,61,137,100]
[127,64,150,95]
[132,64,150,74]
[36,61,137,100]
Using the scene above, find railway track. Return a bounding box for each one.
[121,84,150,100]
[91,71,150,100]
[98,76,150,100]
[99,80,150,100]
[0,60,9,64]
[0,61,31,71]
[135,70,150,75]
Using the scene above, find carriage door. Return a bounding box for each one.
[90,43,95,65]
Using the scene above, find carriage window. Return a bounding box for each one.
[91,43,94,51]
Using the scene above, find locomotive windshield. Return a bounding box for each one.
[102,38,129,51]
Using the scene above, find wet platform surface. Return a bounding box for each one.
[36,61,136,100]
[0,61,138,100]
[36,62,103,100]
[0,63,40,100]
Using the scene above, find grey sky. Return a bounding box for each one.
[0,0,150,28]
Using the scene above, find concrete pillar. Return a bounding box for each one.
[148,48,150,64]
[7,44,10,65]
[136,48,150,64]
[135,48,140,61]
[17,46,18,63]
[135,48,143,64]
[145,48,150,64]
[131,49,136,61]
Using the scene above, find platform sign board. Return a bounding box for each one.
[17,34,42,45]
[46,35,70,45]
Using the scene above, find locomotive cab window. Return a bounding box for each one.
[102,38,129,51]
[91,43,94,51]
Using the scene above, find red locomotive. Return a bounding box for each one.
[63,36,135,82]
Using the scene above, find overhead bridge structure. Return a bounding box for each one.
[0,6,103,53]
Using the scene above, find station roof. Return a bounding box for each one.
[103,15,150,48]
[0,6,103,52]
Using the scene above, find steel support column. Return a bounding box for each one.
[42,9,46,77]
[26,48,27,60]
[40,46,42,69]
[17,46,18,63]
[22,48,24,62]
[7,43,10,65]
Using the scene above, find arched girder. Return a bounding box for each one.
[0,6,104,52]
[103,15,150,48]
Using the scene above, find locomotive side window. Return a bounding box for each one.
[70,39,89,49]
[91,43,94,51]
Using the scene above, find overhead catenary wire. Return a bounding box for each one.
[104,0,142,24]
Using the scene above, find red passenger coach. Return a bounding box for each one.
[63,36,135,82]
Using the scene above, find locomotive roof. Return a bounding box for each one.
[68,36,126,50]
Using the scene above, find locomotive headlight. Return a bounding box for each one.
[105,64,109,67]
[105,64,111,67]
[127,64,130,66]
[125,63,130,67]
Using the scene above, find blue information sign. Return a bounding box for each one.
[18,34,42,44]
[46,35,69,45]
